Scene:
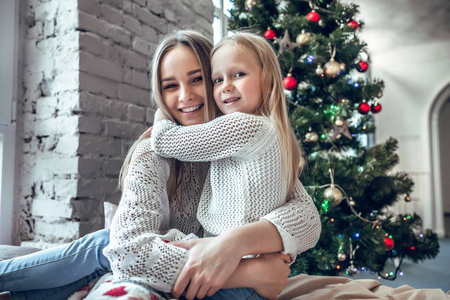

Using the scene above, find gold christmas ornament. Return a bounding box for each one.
[245,0,258,11]
[335,118,344,127]
[305,131,319,143]
[337,251,347,261]
[323,169,343,206]
[337,242,346,261]
[405,195,412,202]
[324,58,341,78]
[296,30,311,46]
[315,65,324,76]
[323,45,341,78]
[377,90,383,98]
[323,185,343,206]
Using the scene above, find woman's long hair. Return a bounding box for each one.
[211,31,304,199]
[119,30,215,206]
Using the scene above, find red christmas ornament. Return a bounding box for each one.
[283,73,297,90]
[358,101,371,115]
[347,20,359,30]
[264,27,276,40]
[358,61,369,72]
[384,236,395,251]
[371,101,382,113]
[306,10,320,22]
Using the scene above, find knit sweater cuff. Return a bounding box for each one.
[261,216,298,264]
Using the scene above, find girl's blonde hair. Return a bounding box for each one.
[119,30,215,204]
[211,31,304,198]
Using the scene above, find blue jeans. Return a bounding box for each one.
[201,288,265,300]
[0,229,111,300]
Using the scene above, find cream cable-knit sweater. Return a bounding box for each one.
[104,113,321,292]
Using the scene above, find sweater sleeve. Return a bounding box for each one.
[261,179,321,261]
[102,139,198,293]
[150,112,276,162]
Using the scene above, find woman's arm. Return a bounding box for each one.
[103,139,201,293]
[151,112,276,162]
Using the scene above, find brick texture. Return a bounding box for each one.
[16,0,214,246]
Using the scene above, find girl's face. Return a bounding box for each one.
[160,45,206,126]
[211,44,262,115]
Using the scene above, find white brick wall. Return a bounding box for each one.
[16,0,214,246]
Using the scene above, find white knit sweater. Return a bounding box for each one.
[104,113,321,292]
[151,112,320,256]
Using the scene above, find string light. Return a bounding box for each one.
[306,55,315,63]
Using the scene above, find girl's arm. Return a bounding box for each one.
[171,179,321,299]
[262,178,322,259]
[151,112,276,162]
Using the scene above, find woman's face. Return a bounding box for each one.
[160,45,206,126]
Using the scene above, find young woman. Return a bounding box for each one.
[0,30,321,300]
[102,30,320,300]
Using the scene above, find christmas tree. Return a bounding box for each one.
[228,0,439,279]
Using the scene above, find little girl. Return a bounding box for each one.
[150,31,315,299]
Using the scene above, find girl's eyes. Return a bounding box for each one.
[213,78,223,84]
[213,72,245,84]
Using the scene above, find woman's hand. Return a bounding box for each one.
[171,236,244,299]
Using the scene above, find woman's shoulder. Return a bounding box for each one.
[131,138,166,164]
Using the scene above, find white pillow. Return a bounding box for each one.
[103,202,118,230]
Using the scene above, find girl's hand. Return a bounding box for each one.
[249,253,291,300]
[171,237,244,299]
[154,108,169,124]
